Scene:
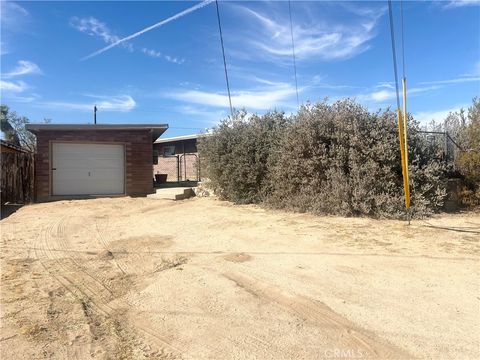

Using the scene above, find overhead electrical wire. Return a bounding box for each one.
[400,0,406,79]
[288,0,300,109]
[387,0,401,110]
[388,0,411,222]
[215,0,234,117]
[400,0,410,219]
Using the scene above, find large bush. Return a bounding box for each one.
[425,98,480,207]
[456,98,480,206]
[198,110,288,204]
[199,99,449,218]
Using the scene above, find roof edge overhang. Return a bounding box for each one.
[25,124,169,142]
[154,133,208,144]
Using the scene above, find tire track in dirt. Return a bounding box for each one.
[43,216,115,312]
[94,217,127,275]
[223,271,413,359]
[163,264,296,359]
[33,219,100,359]
[55,215,185,358]
[33,215,184,359]
[34,219,108,314]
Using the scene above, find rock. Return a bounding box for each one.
[97,250,114,260]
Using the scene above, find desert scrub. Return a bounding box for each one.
[199,99,449,219]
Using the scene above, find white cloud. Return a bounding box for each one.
[357,85,439,103]
[40,95,136,112]
[0,80,28,92]
[1,2,29,24]
[70,17,133,52]
[233,3,384,62]
[2,60,42,78]
[141,48,162,58]
[164,55,185,65]
[375,82,395,89]
[81,0,214,60]
[141,48,185,64]
[168,82,298,111]
[71,16,184,64]
[176,105,227,125]
[0,78,37,102]
[413,105,469,124]
[443,1,480,9]
[1,2,30,50]
[0,60,42,102]
[419,76,480,86]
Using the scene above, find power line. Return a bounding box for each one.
[387,0,401,110]
[215,0,233,117]
[400,0,406,79]
[288,0,299,109]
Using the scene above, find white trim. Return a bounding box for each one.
[154,133,207,144]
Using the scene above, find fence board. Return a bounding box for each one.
[1,152,35,204]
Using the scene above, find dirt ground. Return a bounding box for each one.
[0,197,479,360]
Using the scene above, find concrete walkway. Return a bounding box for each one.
[147,187,195,200]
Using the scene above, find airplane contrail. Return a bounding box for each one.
[81,0,215,61]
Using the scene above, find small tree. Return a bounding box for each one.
[456,98,480,206]
[1,105,21,146]
[0,104,51,152]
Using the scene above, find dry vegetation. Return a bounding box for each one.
[199,98,480,217]
[1,197,479,359]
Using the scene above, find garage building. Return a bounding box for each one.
[26,124,168,202]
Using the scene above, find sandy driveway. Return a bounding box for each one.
[1,197,479,359]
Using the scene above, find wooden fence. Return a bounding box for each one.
[1,152,35,204]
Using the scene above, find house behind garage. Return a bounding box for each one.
[26,124,167,202]
[153,134,202,183]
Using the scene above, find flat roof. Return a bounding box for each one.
[154,133,206,144]
[26,123,169,142]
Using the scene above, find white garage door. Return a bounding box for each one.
[52,143,125,196]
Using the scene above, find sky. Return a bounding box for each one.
[1,0,479,138]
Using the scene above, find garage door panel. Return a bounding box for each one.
[52,143,125,196]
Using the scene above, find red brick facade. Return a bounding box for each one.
[153,154,199,182]
[153,138,199,182]
[34,130,154,201]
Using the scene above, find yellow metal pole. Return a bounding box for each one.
[402,78,410,210]
[397,108,409,211]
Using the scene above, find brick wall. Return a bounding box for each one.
[153,139,199,182]
[153,153,199,182]
[34,130,153,201]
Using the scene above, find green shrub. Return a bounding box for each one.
[199,99,449,219]
[426,97,480,207]
[456,98,480,206]
[198,110,288,204]
[268,99,447,218]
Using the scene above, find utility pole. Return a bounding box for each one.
[94,105,97,124]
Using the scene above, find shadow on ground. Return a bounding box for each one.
[1,204,23,220]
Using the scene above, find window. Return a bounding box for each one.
[163,145,175,156]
